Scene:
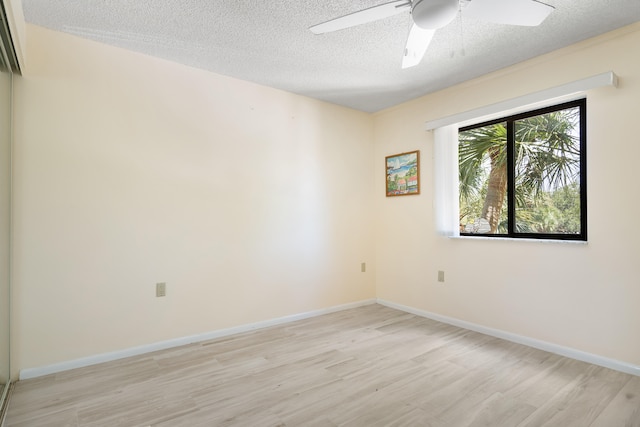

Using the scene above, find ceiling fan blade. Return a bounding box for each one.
[309,0,411,34]
[464,0,554,26]
[402,24,435,68]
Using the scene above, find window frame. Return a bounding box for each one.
[458,98,587,241]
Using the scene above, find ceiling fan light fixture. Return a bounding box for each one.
[412,0,459,29]
[308,0,556,70]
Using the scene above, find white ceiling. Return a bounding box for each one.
[22,0,640,112]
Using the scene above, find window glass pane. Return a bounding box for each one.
[514,107,581,234]
[458,122,508,234]
[457,100,585,240]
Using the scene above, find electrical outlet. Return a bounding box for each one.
[437,271,445,283]
[156,282,166,297]
[361,262,366,273]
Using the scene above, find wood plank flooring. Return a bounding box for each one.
[4,304,640,426]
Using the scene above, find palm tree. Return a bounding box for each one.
[459,106,581,234]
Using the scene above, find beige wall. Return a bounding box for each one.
[374,23,640,366]
[10,19,640,375]
[11,25,376,372]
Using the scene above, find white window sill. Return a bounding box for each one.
[448,235,588,245]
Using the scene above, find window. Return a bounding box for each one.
[458,99,586,240]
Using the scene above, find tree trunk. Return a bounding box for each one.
[481,150,508,233]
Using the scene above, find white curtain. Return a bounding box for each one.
[433,125,460,237]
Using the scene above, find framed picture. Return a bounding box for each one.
[385,150,420,197]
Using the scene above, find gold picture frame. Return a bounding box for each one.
[385,150,420,197]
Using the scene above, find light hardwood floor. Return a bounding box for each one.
[4,304,640,426]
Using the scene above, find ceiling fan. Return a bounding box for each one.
[309,0,554,68]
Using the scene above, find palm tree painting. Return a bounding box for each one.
[458,102,584,236]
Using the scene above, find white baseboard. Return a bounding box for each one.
[377,298,640,377]
[22,298,638,380]
[19,298,377,380]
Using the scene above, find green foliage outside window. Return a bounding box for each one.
[458,100,585,239]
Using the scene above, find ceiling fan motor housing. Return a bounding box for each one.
[412,0,459,29]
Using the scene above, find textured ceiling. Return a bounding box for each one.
[22,0,640,112]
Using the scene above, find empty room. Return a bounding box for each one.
[0,0,639,425]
